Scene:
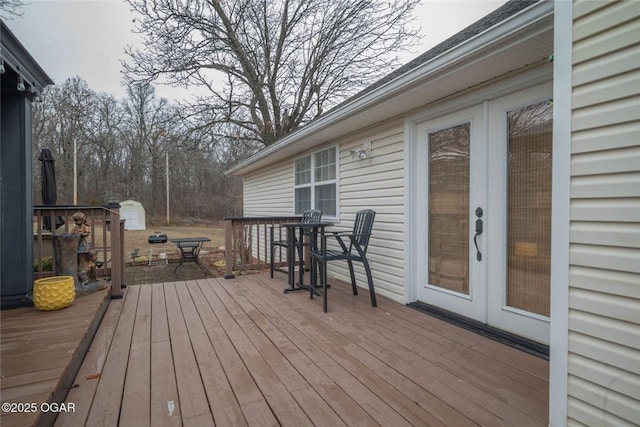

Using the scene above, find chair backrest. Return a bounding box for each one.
[351,209,376,253]
[302,209,322,223]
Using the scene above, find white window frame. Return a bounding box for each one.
[293,146,339,220]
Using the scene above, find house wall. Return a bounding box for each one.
[0,92,34,305]
[243,120,407,303]
[567,1,640,425]
[332,121,406,303]
[244,162,295,216]
[243,65,552,307]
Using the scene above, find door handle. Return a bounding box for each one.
[473,207,483,261]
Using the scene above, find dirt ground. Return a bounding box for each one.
[123,224,228,283]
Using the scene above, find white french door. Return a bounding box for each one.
[414,105,488,323]
[414,83,552,344]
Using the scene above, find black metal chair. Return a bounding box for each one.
[310,209,376,312]
[270,209,322,278]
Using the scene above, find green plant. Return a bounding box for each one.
[34,256,53,272]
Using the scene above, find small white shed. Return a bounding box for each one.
[120,199,146,230]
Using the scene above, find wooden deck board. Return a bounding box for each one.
[54,295,124,427]
[336,284,545,424]
[222,281,378,426]
[0,368,63,390]
[84,285,140,426]
[175,281,246,427]
[164,282,212,423]
[60,273,549,426]
[243,278,478,420]
[187,282,274,425]
[180,286,246,426]
[149,283,182,427]
[0,289,109,427]
[199,279,313,426]
[242,277,501,426]
[120,285,152,426]
[224,278,425,427]
[240,274,547,426]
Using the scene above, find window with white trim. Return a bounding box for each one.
[294,146,337,217]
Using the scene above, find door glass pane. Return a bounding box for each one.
[429,123,470,294]
[507,101,552,316]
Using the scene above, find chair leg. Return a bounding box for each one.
[363,258,377,307]
[297,241,304,272]
[270,245,275,279]
[323,260,328,313]
[310,259,319,300]
[347,260,358,295]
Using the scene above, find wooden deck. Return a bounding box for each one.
[54,273,549,426]
[1,288,110,427]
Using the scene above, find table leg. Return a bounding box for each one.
[173,244,185,274]
[193,242,203,264]
[310,227,317,295]
[310,227,323,296]
[297,226,304,287]
[284,227,296,292]
[284,225,312,293]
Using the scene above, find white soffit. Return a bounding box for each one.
[229,1,553,176]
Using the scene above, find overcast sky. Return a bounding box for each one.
[5,0,507,102]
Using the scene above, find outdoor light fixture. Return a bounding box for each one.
[0,61,5,74]
[349,142,372,160]
[350,149,369,159]
[16,75,25,91]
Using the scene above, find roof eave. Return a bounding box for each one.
[1,20,54,93]
[226,0,553,176]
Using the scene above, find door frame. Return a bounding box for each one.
[412,105,488,323]
[485,84,553,344]
[404,67,554,343]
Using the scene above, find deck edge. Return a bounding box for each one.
[35,291,111,427]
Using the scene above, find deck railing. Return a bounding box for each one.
[33,205,124,298]
[223,216,301,278]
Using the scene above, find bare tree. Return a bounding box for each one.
[33,75,246,220]
[0,0,26,19]
[124,0,420,146]
[80,93,126,202]
[121,82,178,212]
[32,77,94,204]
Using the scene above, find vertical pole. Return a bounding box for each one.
[119,219,125,291]
[224,219,234,279]
[73,137,77,205]
[109,203,122,298]
[166,151,170,225]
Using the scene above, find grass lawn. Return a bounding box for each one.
[123,224,228,283]
[124,224,225,259]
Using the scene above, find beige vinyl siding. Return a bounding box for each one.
[568,1,640,426]
[328,121,407,303]
[241,122,407,303]
[243,162,294,216]
[241,163,296,264]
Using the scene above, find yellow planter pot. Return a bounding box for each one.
[33,276,75,311]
